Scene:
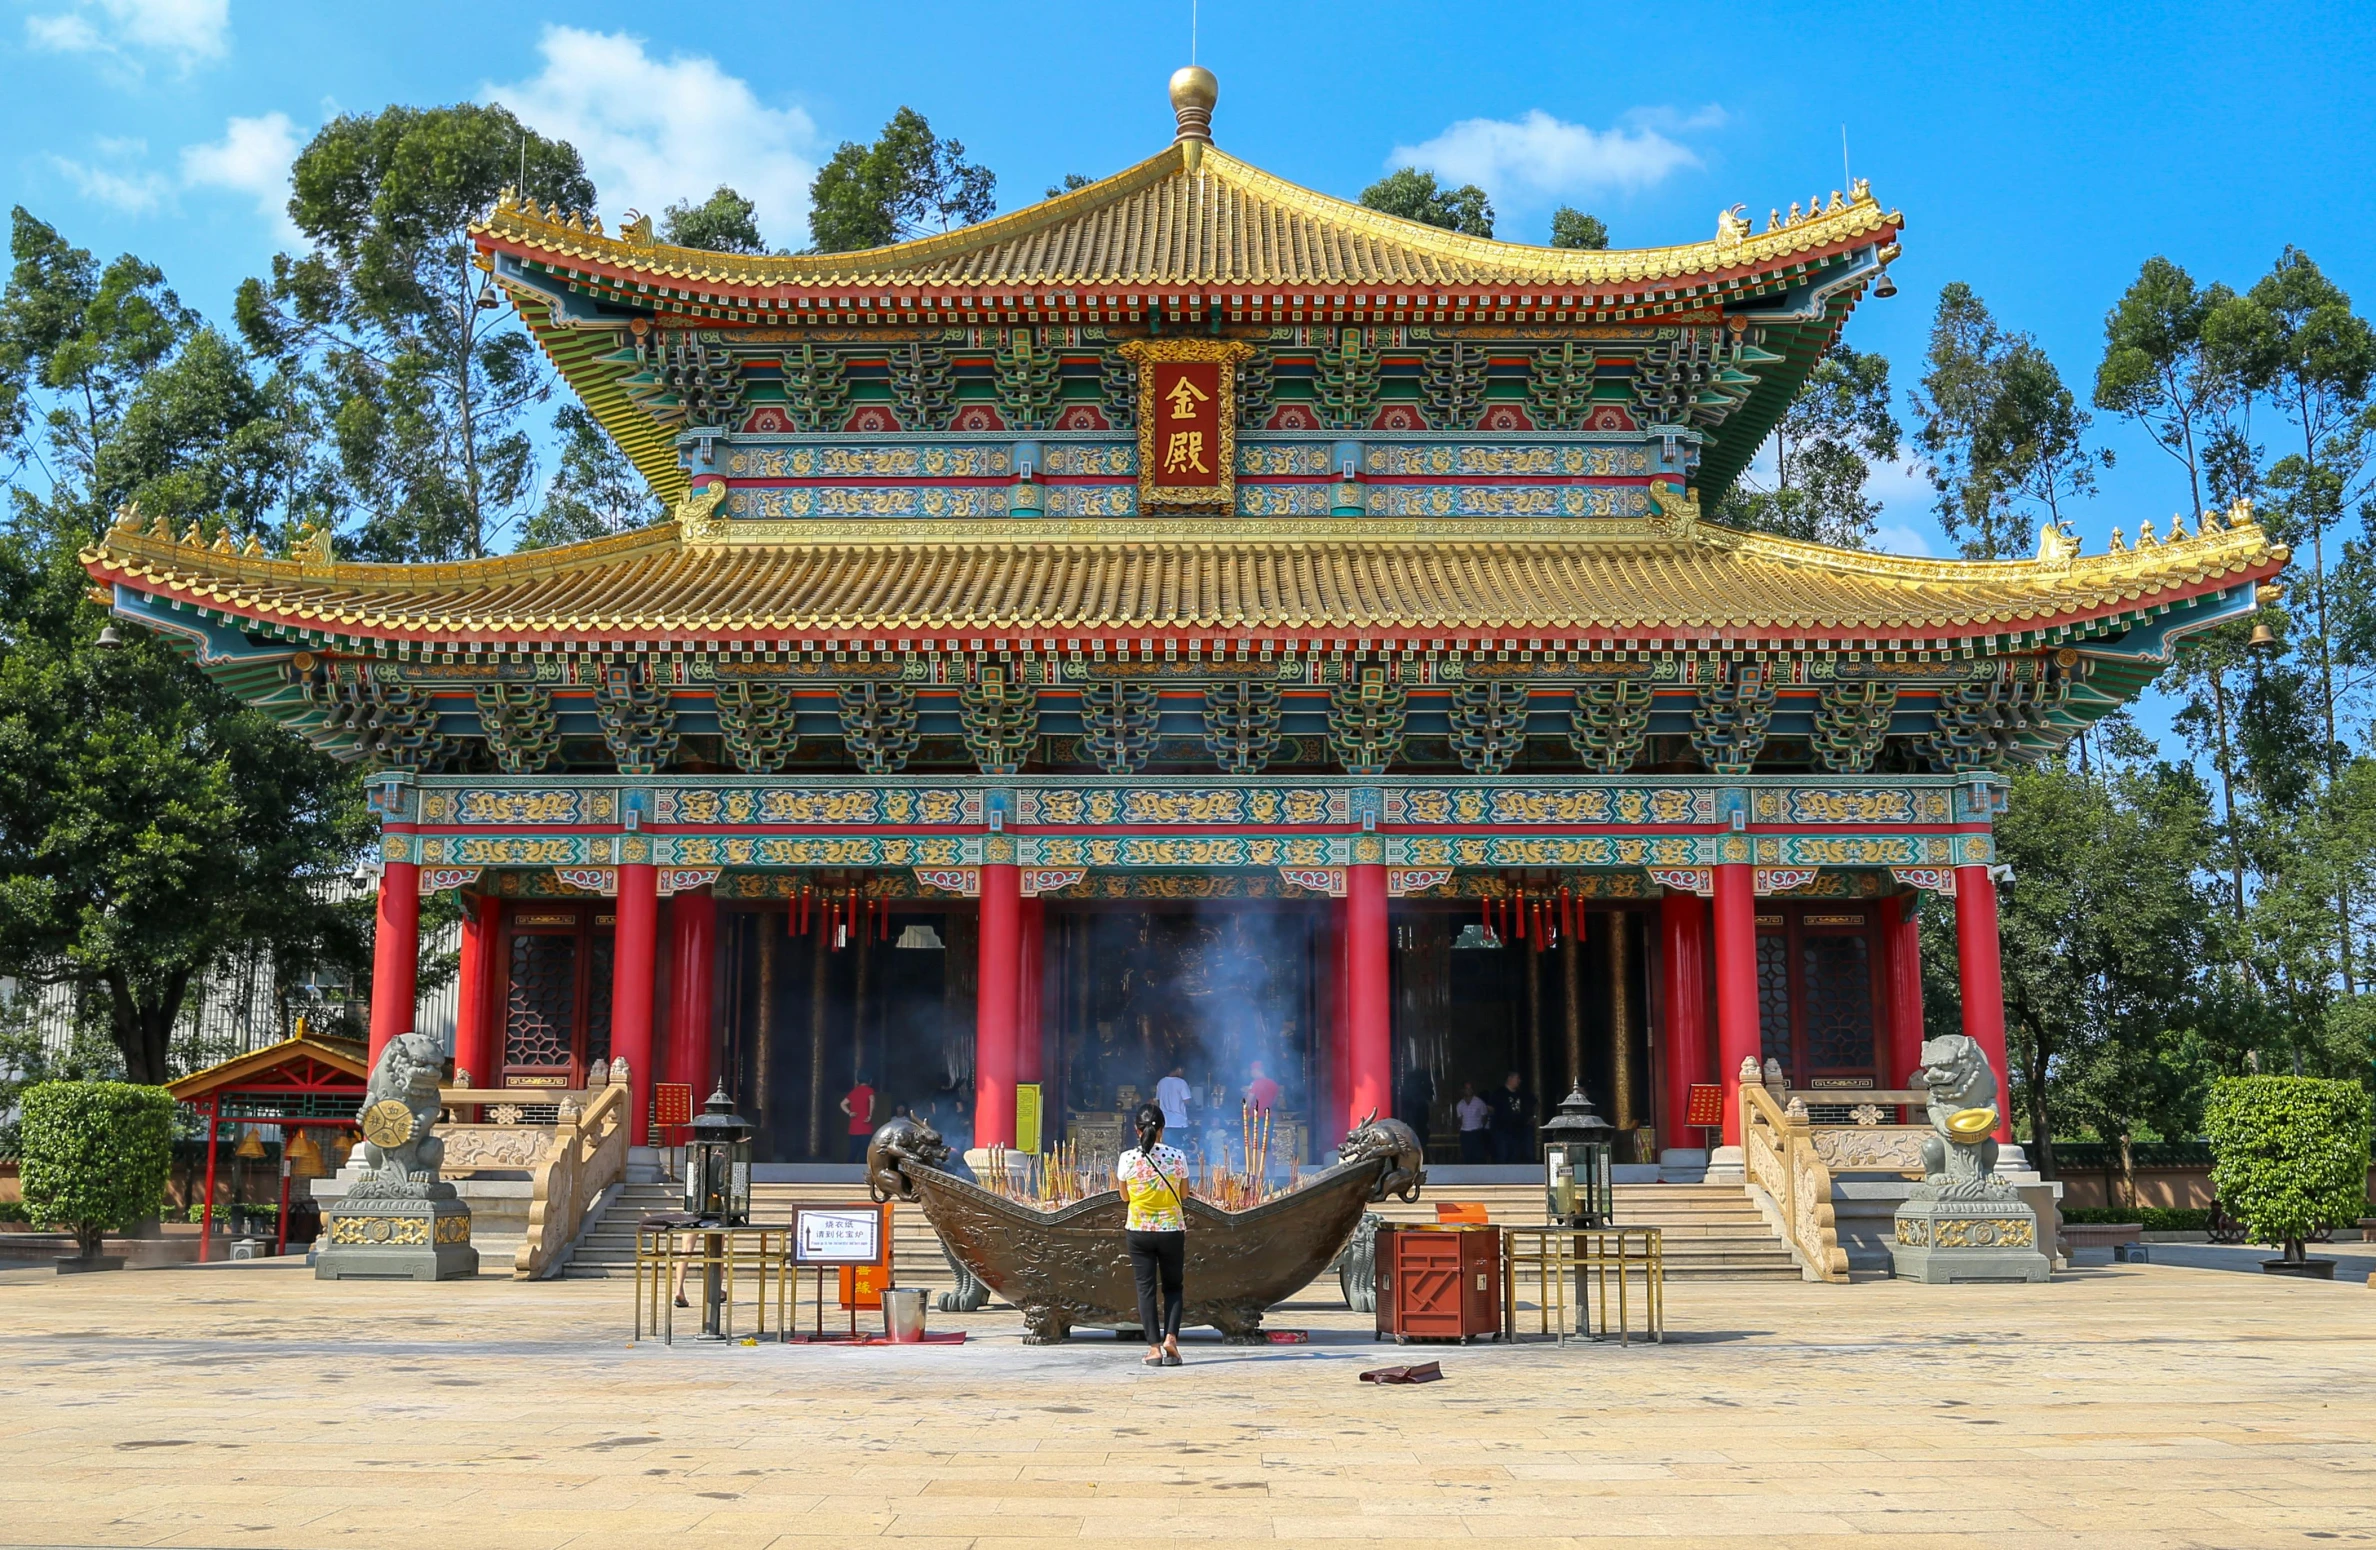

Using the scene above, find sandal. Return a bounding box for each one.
[1162,1351,1182,1367]
[674,1294,690,1308]
[1142,1353,1164,1367]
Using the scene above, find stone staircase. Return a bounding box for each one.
[560,1178,1800,1284]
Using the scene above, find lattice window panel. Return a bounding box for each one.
[1756,933,1792,1066]
[1800,935,1876,1073]
[504,933,577,1070]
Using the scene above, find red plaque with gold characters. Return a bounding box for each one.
[653,1081,694,1136]
[1118,338,1254,509]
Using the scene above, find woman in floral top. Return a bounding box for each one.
[1115,1101,1188,1366]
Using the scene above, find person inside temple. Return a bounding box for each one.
[1155,1063,1193,1135]
[1492,1070,1534,1164]
[1455,1081,1493,1164]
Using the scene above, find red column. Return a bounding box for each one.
[1344,864,1391,1132]
[274,1134,291,1257]
[1016,897,1045,1085]
[974,863,1021,1147]
[1711,863,1759,1146]
[1882,893,1926,1089]
[612,862,660,1145]
[666,889,717,1102]
[197,1097,219,1264]
[368,861,421,1063]
[452,896,495,1087]
[1953,865,2013,1142]
[1659,890,1710,1150]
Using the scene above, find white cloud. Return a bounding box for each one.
[47,149,168,212]
[1390,109,1702,210]
[484,27,817,250]
[1872,523,1935,558]
[26,0,229,76]
[181,111,300,234]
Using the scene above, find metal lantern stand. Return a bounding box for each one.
[1540,1086,1616,1338]
[682,1085,754,1342]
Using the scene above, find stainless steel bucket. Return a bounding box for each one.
[881,1286,927,1343]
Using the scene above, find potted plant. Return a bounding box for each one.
[18,1082,174,1270]
[2203,1076,2374,1279]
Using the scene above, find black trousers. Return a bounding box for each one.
[1459,1129,1490,1164]
[1125,1229,1185,1341]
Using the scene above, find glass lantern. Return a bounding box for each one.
[683,1085,753,1227]
[1539,1086,1615,1228]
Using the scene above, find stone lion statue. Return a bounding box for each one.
[351,1031,448,1197]
[1912,1033,2003,1196]
[1338,1112,1427,1204]
[866,1114,951,1204]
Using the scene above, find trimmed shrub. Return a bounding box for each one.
[19,1082,174,1260]
[2203,1077,2374,1262]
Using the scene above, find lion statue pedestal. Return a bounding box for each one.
[316,1032,478,1282]
[1891,1035,2048,1284]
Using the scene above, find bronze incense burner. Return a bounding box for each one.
[868,1114,1424,1343]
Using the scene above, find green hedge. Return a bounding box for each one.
[20,1081,174,1259]
[2203,1076,2374,1258]
[2060,1206,2213,1232]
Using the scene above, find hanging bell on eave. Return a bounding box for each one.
[2247,620,2278,652]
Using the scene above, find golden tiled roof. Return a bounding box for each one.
[84,505,2280,647]
[473,144,1899,296]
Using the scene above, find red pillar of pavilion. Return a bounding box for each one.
[1711,863,1760,1147]
[1659,890,1710,1152]
[368,861,421,1064]
[1881,893,1926,1089]
[666,888,716,1102]
[1953,866,2013,1142]
[1344,863,1391,1133]
[612,862,660,1145]
[1016,897,1045,1087]
[452,895,497,1087]
[975,862,1022,1147]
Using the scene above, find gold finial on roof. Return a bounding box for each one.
[1170,65,1216,169]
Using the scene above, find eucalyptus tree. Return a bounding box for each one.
[235,103,593,561]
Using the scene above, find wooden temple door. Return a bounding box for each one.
[1753,903,1887,1093]
[498,903,616,1088]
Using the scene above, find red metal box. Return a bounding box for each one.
[1375,1224,1501,1343]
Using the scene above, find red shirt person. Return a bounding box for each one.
[1244,1060,1281,1114]
[840,1078,876,1161]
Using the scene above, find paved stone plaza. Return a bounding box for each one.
[2,1255,2372,1549]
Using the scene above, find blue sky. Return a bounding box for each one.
[6,0,2375,565]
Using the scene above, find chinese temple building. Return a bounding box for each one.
[83,70,2284,1178]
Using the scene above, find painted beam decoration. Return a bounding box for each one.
[1120,338,1254,509]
